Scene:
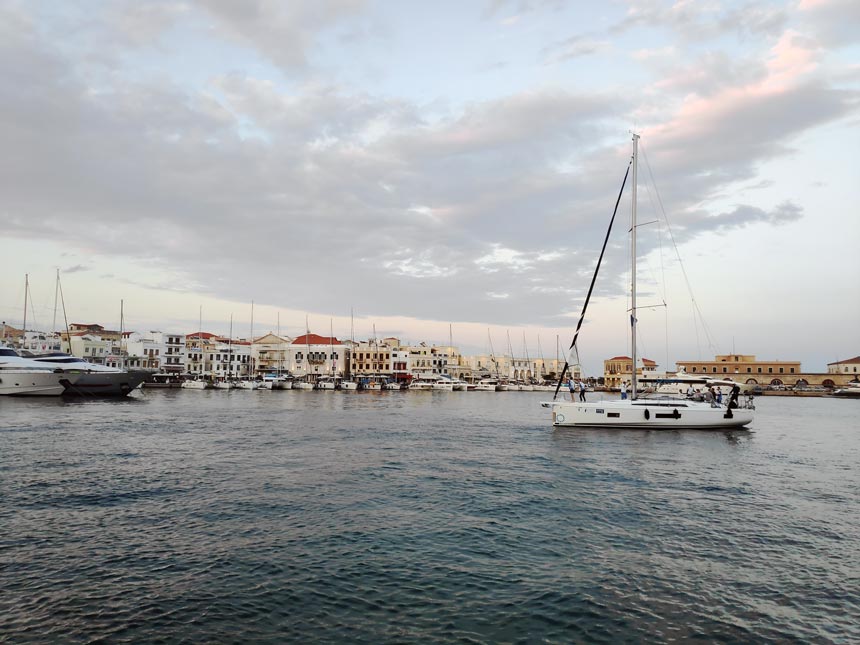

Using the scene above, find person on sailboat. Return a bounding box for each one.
[620,381,628,400]
[568,377,577,401]
[578,379,587,402]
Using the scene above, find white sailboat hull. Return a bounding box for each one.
[181,379,210,390]
[543,399,754,429]
[293,381,314,390]
[341,381,358,390]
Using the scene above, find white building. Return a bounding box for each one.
[21,331,64,354]
[124,331,186,373]
[68,333,113,365]
[207,341,250,379]
[251,333,292,377]
[287,333,348,380]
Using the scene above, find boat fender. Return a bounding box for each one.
[644,409,650,420]
[556,413,565,424]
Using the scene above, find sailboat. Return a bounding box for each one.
[542,134,755,429]
[293,316,315,389]
[183,306,211,389]
[341,309,358,390]
[316,320,337,390]
[237,302,261,389]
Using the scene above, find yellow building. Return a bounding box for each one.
[603,356,657,389]
[676,354,801,382]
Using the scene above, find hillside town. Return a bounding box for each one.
[3,321,858,391]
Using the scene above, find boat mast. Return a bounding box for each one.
[119,299,124,370]
[53,269,59,336]
[229,313,233,379]
[631,132,639,399]
[330,318,334,377]
[22,274,28,341]
[523,331,531,382]
[249,300,254,380]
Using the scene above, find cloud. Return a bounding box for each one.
[63,265,91,274]
[613,0,787,41]
[196,0,369,72]
[1,2,857,334]
[542,35,610,64]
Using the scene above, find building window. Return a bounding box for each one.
[779,368,784,374]
[757,368,762,373]
[768,368,773,373]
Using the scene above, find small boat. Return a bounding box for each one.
[383,380,401,390]
[181,377,211,390]
[316,375,337,390]
[408,376,437,391]
[293,380,315,390]
[213,379,235,390]
[450,378,468,391]
[340,379,358,390]
[474,378,501,392]
[144,373,183,388]
[236,378,262,390]
[363,377,382,390]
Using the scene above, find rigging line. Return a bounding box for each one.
[553,158,632,401]
[640,143,719,355]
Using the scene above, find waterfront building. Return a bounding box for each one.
[66,323,122,342]
[676,354,801,384]
[186,332,219,375]
[287,333,348,380]
[828,356,860,377]
[603,356,658,389]
[207,340,250,379]
[351,338,394,377]
[21,331,63,353]
[124,331,187,373]
[66,333,113,365]
[406,343,449,378]
[252,333,292,377]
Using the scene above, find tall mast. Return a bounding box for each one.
[53,269,59,334]
[119,299,124,370]
[523,331,531,381]
[229,313,233,378]
[631,132,639,399]
[305,314,311,377]
[330,318,334,376]
[22,274,28,338]
[199,305,203,376]
[249,300,254,379]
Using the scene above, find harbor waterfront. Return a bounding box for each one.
[2,393,858,642]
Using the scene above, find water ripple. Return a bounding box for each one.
[1,393,858,643]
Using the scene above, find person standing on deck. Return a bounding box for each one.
[578,380,587,402]
[621,381,628,400]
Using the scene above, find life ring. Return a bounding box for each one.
[556,413,565,424]
[644,409,650,420]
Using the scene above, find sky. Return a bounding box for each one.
[1,0,858,375]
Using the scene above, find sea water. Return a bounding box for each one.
[1,391,858,643]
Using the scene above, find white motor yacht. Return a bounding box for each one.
[340,379,358,390]
[0,347,81,396]
[23,351,146,396]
